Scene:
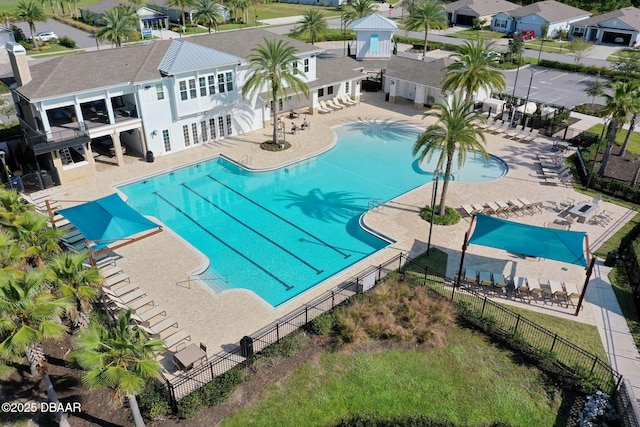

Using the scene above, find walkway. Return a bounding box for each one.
[31,82,640,407]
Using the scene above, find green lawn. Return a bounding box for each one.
[524,39,570,55]
[587,124,640,156]
[447,29,506,40]
[606,48,639,62]
[221,327,566,427]
[26,43,81,56]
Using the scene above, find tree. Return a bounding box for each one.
[441,39,506,104]
[599,81,640,175]
[402,0,447,57]
[167,0,196,31]
[16,0,47,48]
[290,9,329,45]
[341,0,376,26]
[48,251,103,329]
[242,38,310,145]
[583,76,605,109]
[95,5,138,48]
[192,0,225,33]
[71,310,164,427]
[0,96,16,123]
[0,270,73,426]
[412,95,488,216]
[1,210,64,269]
[508,33,524,64]
[567,37,593,64]
[540,22,549,39]
[0,10,17,29]
[615,51,640,75]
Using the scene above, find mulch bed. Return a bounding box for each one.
[591,145,640,184]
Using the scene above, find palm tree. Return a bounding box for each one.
[71,310,164,427]
[583,76,605,110]
[242,38,310,145]
[342,0,376,26]
[0,10,17,29]
[192,0,225,33]
[402,0,447,57]
[291,9,329,45]
[0,269,73,427]
[16,0,47,48]
[167,0,196,32]
[95,5,138,47]
[599,81,640,174]
[1,210,64,269]
[48,251,104,329]
[441,39,506,104]
[412,95,488,216]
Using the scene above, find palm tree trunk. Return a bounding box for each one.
[128,394,146,427]
[26,345,70,427]
[620,116,636,157]
[272,89,278,144]
[29,23,38,48]
[423,25,429,58]
[437,156,454,216]
[599,120,618,175]
[43,373,71,427]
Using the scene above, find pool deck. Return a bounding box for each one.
[38,91,640,398]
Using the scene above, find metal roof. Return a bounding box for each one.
[158,39,243,75]
[352,14,398,30]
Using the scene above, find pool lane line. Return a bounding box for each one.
[151,191,294,291]
[205,175,351,259]
[182,184,324,275]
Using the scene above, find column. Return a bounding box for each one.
[112,132,125,167]
[414,84,424,110]
[389,79,397,104]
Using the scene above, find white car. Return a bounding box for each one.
[35,32,58,42]
[486,51,502,61]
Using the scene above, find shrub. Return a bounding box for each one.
[420,205,461,226]
[260,140,290,151]
[308,312,335,335]
[177,390,202,419]
[200,369,244,406]
[138,381,171,421]
[57,36,77,49]
[53,15,96,33]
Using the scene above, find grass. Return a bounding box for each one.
[404,248,448,277]
[447,29,506,40]
[606,48,639,62]
[524,39,570,55]
[587,124,640,156]
[609,261,640,350]
[220,327,565,427]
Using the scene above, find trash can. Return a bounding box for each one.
[240,336,254,358]
[605,250,619,267]
[145,151,154,163]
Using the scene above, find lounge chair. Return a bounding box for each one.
[340,95,357,106]
[526,277,545,301]
[104,272,130,287]
[326,99,344,110]
[137,317,178,335]
[104,282,139,297]
[486,119,503,133]
[477,117,495,130]
[107,296,154,313]
[332,97,350,108]
[316,102,332,114]
[103,287,145,304]
[163,329,191,350]
[522,129,539,143]
[460,204,479,217]
[514,277,530,301]
[513,128,532,142]
[130,305,166,323]
[492,121,510,134]
[344,94,358,105]
[564,282,581,306]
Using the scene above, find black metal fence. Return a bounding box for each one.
[159,252,639,427]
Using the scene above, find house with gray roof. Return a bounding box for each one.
[569,7,640,47]
[351,14,397,60]
[6,29,363,186]
[81,0,169,32]
[491,0,591,38]
[444,0,519,27]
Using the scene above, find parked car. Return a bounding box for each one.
[486,51,502,61]
[35,32,58,42]
[521,30,535,40]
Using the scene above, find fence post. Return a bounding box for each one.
[514,314,521,333]
[550,334,558,353]
[276,323,280,342]
[398,253,403,271]
[209,360,215,381]
[305,306,308,325]
[332,290,335,307]
[590,356,598,375]
[611,374,624,398]
[377,264,382,281]
[481,296,487,316]
[166,379,177,412]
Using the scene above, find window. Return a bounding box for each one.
[494,18,507,29]
[345,81,350,94]
[155,83,164,100]
[179,81,188,101]
[218,116,224,137]
[304,58,309,72]
[201,121,207,142]
[226,72,233,92]
[278,98,283,111]
[162,129,171,152]
[183,125,190,147]
[199,77,207,97]
[218,73,225,93]
[293,60,298,70]
[318,88,324,97]
[209,118,217,139]
[327,86,334,95]
[370,34,379,53]
[191,123,198,144]
[208,75,216,95]
[226,114,232,136]
[189,79,197,99]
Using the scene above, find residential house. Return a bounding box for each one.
[6,29,363,187]
[444,0,519,27]
[569,6,640,47]
[492,0,591,38]
[351,14,397,60]
[81,0,169,32]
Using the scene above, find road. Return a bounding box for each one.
[13,19,111,50]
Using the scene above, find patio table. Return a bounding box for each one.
[174,343,206,372]
[568,201,600,223]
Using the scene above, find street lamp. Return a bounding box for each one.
[427,168,441,256]
[521,67,535,130]
[585,115,610,189]
[341,13,346,56]
[509,54,523,126]
[255,10,258,27]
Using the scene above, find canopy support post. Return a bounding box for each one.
[575,257,596,316]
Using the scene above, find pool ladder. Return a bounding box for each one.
[368,198,382,211]
[239,155,252,166]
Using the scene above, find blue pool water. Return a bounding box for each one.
[119,121,507,306]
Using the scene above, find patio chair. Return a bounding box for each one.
[492,121,510,134]
[486,119,503,133]
[526,277,545,302]
[326,99,344,110]
[514,277,530,302]
[522,129,539,143]
[317,104,332,114]
[132,305,166,323]
[318,100,336,112]
[333,97,351,108]
[137,317,178,335]
[164,329,191,351]
[340,95,357,106]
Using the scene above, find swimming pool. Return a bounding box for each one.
[119,121,507,306]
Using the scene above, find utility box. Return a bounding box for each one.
[240,336,254,358]
[605,250,619,267]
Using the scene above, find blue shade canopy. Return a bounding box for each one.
[58,194,160,250]
[468,214,588,267]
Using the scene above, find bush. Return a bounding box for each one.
[57,36,77,49]
[199,369,244,406]
[177,390,202,419]
[307,312,335,335]
[138,381,171,421]
[53,15,96,33]
[420,205,461,226]
[331,413,514,426]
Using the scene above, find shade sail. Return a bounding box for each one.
[468,214,588,267]
[58,194,160,250]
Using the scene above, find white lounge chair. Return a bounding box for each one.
[163,329,191,350]
[326,99,344,110]
[319,100,338,111]
[332,97,350,108]
[340,95,357,106]
[344,94,358,105]
[522,129,539,143]
[131,305,166,323]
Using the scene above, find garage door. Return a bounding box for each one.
[455,14,474,26]
[602,31,631,45]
